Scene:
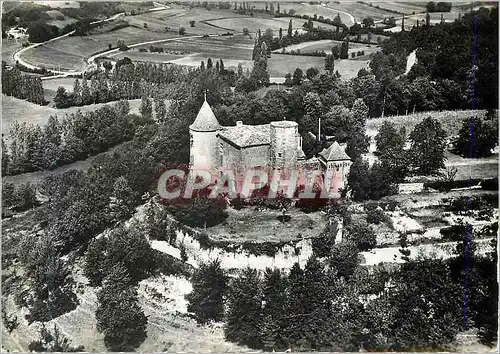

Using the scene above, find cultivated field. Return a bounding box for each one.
[267,54,369,79]
[1,95,142,137]
[326,1,397,22]
[205,16,338,33]
[274,39,380,58]
[365,1,428,14]
[19,24,177,72]
[124,6,243,35]
[248,1,356,27]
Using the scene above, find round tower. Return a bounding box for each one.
[269,120,300,169]
[189,99,222,173]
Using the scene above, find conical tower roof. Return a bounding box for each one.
[190,99,222,132]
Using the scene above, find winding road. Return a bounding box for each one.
[12,2,171,78]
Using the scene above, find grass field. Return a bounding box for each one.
[125,6,244,35]
[1,39,23,66]
[274,39,379,58]
[19,25,176,72]
[205,206,326,243]
[325,1,397,22]
[366,1,428,14]
[43,77,77,99]
[248,2,356,27]
[267,54,369,79]
[366,109,488,138]
[1,95,142,137]
[206,16,337,33]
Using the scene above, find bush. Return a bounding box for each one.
[190,20,195,27]
[366,207,386,225]
[179,27,185,35]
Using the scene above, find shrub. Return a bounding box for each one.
[179,27,185,35]
[190,20,195,27]
[366,207,386,225]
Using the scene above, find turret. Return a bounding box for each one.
[189,98,222,172]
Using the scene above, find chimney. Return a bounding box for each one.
[236,121,243,126]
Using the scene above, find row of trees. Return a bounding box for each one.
[3,101,144,175]
[2,63,46,105]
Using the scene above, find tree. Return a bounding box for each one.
[108,176,137,223]
[22,236,78,323]
[287,19,293,37]
[292,68,303,86]
[28,324,84,352]
[250,57,269,87]
[362,17,374,28]
[225,267,263,348]
[186,259,228,324]
[345,219,377,251]
[375,120,408,183]
[306,67,319,81]
[243,27,249,35]
[96,264,148,351]
[260,268,288,350]
[453,116,497,158]
[2,137,10,175]
[333,13,343,27]
[347,157,371,201]
[140,97,153,119]
[340,40,349,59]
[190,20,195,27]
[207,57,213,69]
[408,116,447,175]
[53,86,71,108]
[279,27,283,40]
[179,26,185,35]
[155,98,167,123]
[325,54,335,75]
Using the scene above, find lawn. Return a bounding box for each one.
[204,206,327,243]
[2,95,142,137]
[267,54,369,80]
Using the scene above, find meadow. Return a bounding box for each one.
[18,24,176,72]
[325,1,397,22]
[205,16,338,33]
[267,54,369,79]
[1,39,23,66]
[1,95,142,137]
[125,6,244,35]
[248,2,356,27]
[366,109,487,138]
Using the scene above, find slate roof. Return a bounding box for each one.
[190,100,222,132]
[319,141,351,161]
[219,124,271,148]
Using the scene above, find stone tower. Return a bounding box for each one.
[269,120,301,170]
[189,98,222,172]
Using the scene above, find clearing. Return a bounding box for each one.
[203,206,327,244]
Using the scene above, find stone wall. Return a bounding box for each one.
[190,129,220,171]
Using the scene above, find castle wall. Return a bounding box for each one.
[269,122,300,169]
[190,130,220,171]
[220,139,241,171]
[241,145,270,168]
